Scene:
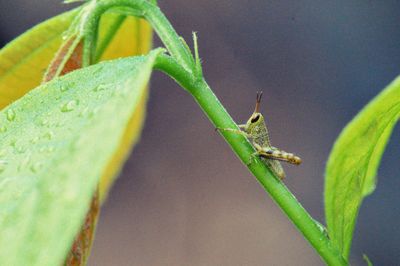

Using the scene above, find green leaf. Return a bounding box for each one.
[325,77,400,259]
[0,8,79,109]
[0,5,153,203]
[94,13,153,201]
[96,13,152,62]
[0,49,162,266]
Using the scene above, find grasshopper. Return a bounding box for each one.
[218,92,301,179]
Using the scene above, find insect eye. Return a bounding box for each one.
[251,114,260,123]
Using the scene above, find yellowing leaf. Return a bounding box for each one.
[97,13,152,61]
[94,13,153,201]
[0,6,153,202]
[0,5,154,264]
[0,50,162,266]
[324,77,400,260]
[0,9,79,109]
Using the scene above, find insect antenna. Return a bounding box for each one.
[254,91,263,113]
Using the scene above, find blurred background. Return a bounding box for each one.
[1,1,400,265]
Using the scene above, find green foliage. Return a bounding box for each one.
[0,0,397,264]
[0,49,162,266]
[325,77,400,260]
[0,8,79,108]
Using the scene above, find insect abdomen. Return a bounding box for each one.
[261,148,302,165]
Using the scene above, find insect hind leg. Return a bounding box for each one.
[255,144,302,165]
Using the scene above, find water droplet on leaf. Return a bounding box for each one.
[15,145,26,154]
[40,118,49,126]
[6,109,16,121]
[93,84,107,92]
[43,131,54,140]
[39,145,55,153]
[30,136,39,144]
[61,100,79,112]
[30,162,43,173]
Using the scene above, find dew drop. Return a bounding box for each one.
[30,136,39,144]
[43,131,54,140]
[6,109,16,121]
[40,118,49,126]
[93,84,107,92]
[30,162,43,173]
[15,145,26,154]
[10,139,26,153]
[313,219,328,237]
[91,67,102,76]
[60,85,69,92]
[61,100,79,112]
[39,145,55,153]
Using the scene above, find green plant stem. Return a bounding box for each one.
[81,1,347,264]
[81,0,194,71]
[154,54,347,266]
